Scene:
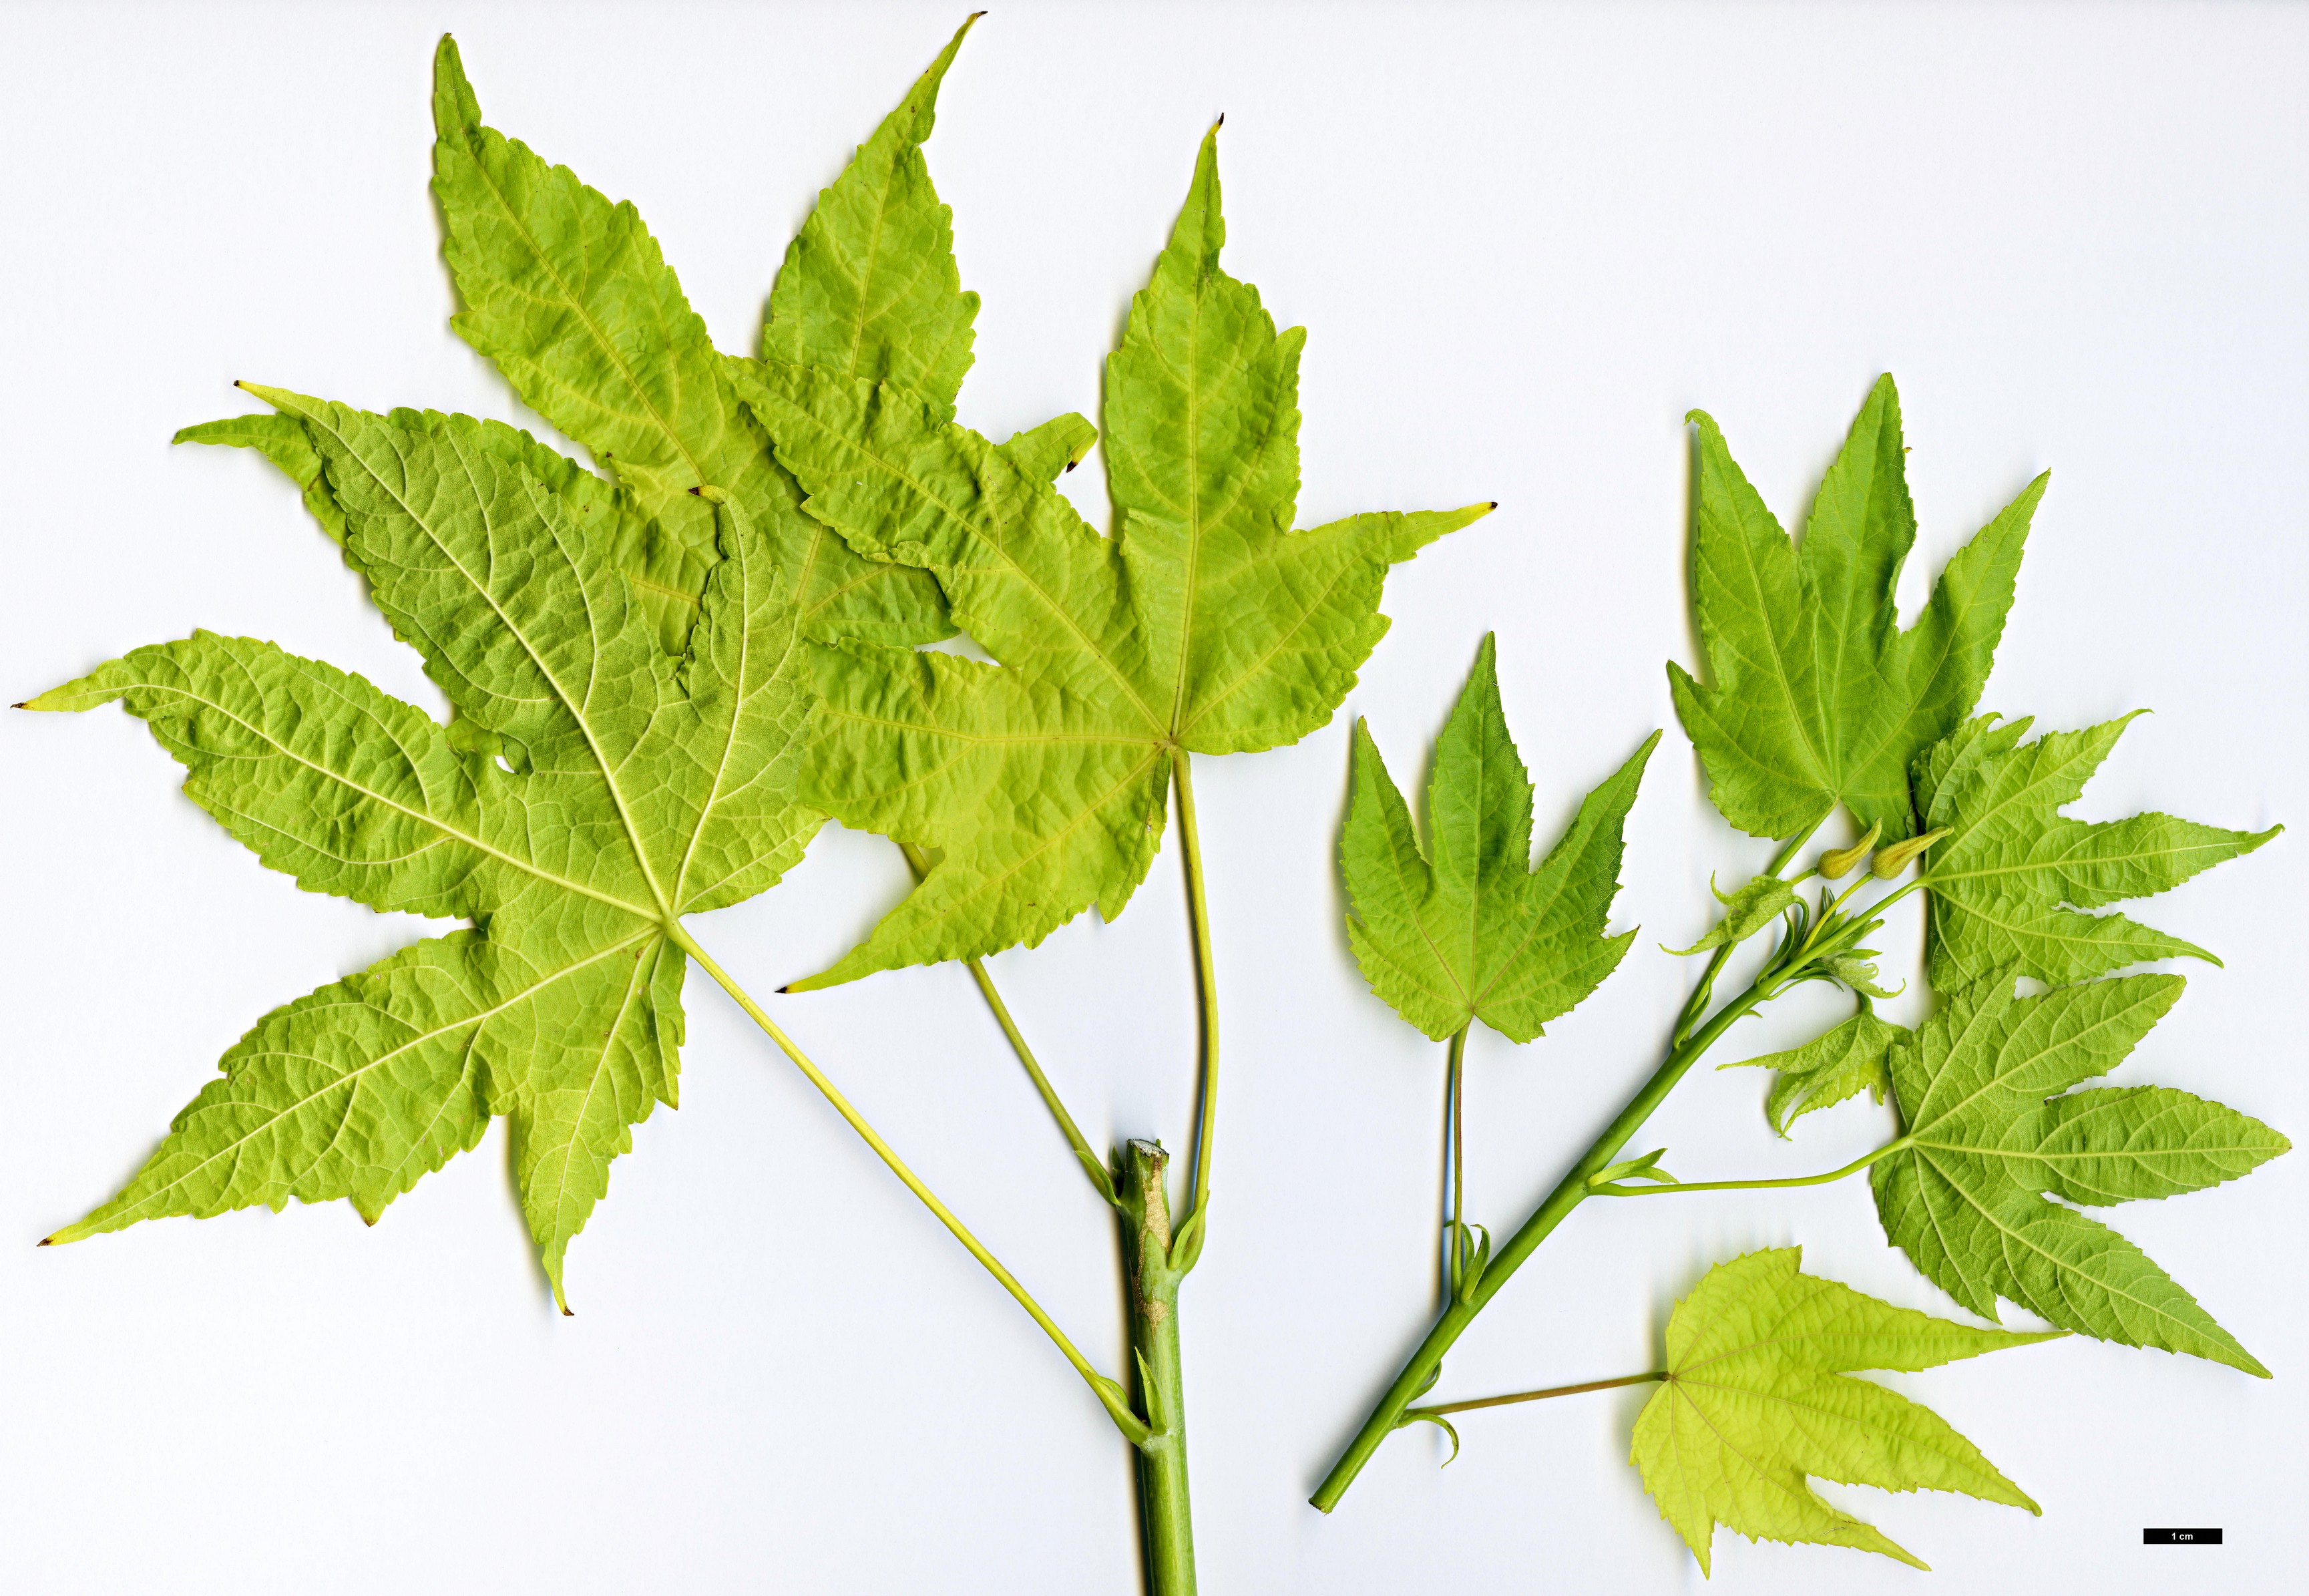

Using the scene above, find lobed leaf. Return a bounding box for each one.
[1914,713,2280,987]
[1341,634,1655,1042]
[35,403,815,1306]
[742,126,1490,988]
[1632,1247,2053,1575]
[1870,974,2288,1374]
[1719,1008,1908,1138]
[1663,873,1798,956]
[1667,376,2039,843]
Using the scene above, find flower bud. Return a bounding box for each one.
[1871,826,1951,879]
[1816,821,1882,881]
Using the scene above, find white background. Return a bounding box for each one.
[2,2,2302,1592]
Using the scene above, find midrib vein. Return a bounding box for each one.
[158,679,653,921]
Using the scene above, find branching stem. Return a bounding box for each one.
[1311,817,1830,1513]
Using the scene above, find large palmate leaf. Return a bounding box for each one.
[739,128,1489,988]
[1342,634,1655,1043]
[34,401,813,1307]
[1631,1247,2053,1575]
[1669,376,2039,842]
[1914,713,2280,987]
[186,30,984,654]
[1870,975,2288,1374]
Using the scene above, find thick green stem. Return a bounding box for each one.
[1591,1136,1912,1196]
[1173,753,1221,1233]
[670,925,1146,1446]
[1120,1140,1197,1595]
[1311,974,1776,1511]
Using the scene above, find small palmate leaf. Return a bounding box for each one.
[742,126,1490,987]
[1632,1247,2054,1575]
[1668,376,2039,843]
[1915,713,2280,987]
[1662,873,1798,956]
[1341,634,1655,1042]
[1719,1008,1909,1138]
[33,403,816,1308]
[1871,974,2289,1374]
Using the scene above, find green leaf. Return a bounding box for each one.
[1668,376,2040,842]
[741,126,1491,987]
[1341,634,1655,1042]
[1870,974,2289,1374]
[425,34,956,651]
[1719,1008,1909,1138]
[172,413,347,543]
[761,14,982,417]
[1916,713,2281,987]
[1589,1149,1678,1187]
[1662,873,1798,956]
[32,401,816,1309]
[1631,1247,2055,1576]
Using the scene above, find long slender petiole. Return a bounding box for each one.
[668,923,1146,1444]
[1591,1137,1911,1196]
[1444,1022,1470,1292]
[898,844,1116,1205]
[1407,1370,1666,1420]
[1173,753,1221,1233]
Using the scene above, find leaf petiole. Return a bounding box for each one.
[1406,1370,1667,1420]
[668,924,1148,1444]
[1444,1022,1470,1294]
[1590,1137,1912,1196]
[1175,753,1221,1237]
[899,844,1116,1207]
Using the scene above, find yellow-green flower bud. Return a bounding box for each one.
[1816,821,1882,881]
[1872,826,1952,879]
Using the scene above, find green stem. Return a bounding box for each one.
[1591,1136,1911,1196]
[1120,1140,1197,1595]
[669,924,1146,1446]
[1671,817,1829,1046]
[1408,1370,1666,1419]
[897,843,1115,1206]
[1309,974,1773,1511]
[1173,753,1221,1232]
